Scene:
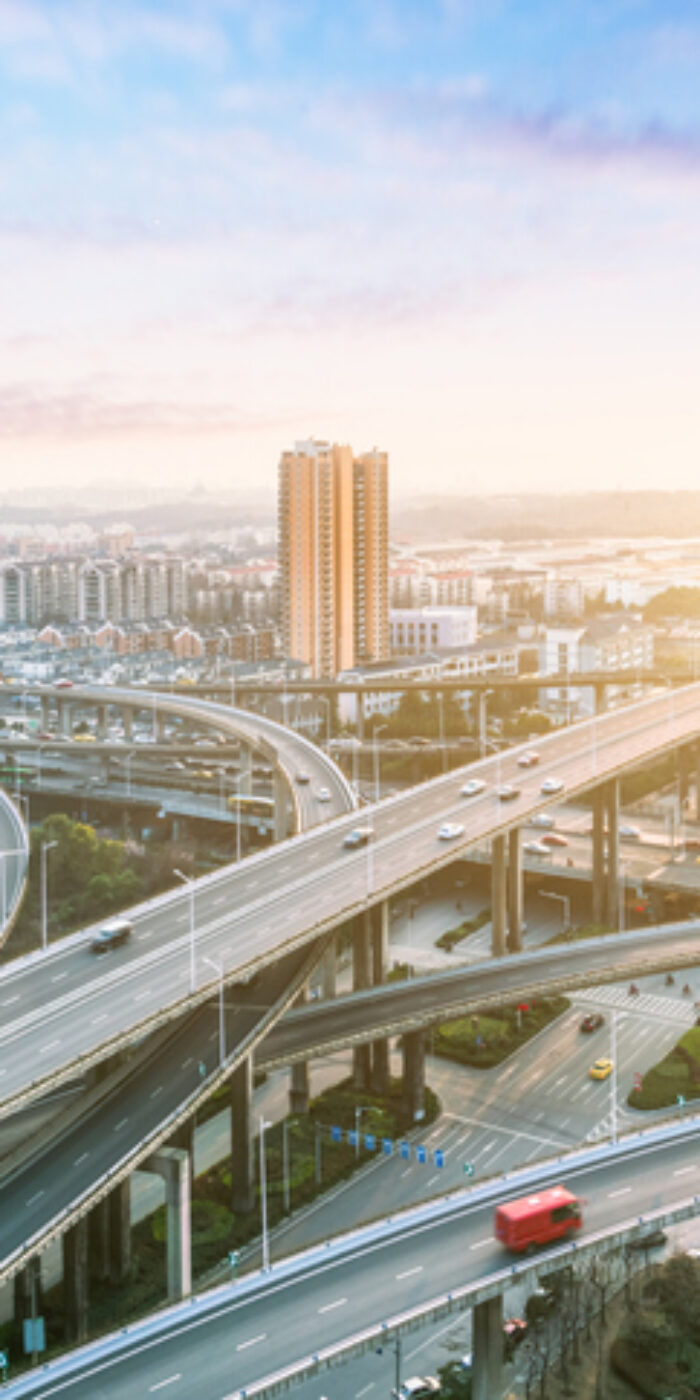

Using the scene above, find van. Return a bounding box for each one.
[90,919,133,954]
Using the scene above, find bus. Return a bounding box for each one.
[227,794,274,821]
[494,1185,582,1253]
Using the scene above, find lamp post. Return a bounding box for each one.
[611,1010,625,1144]
[41,839,58,951]
[125,750,135,800]
[204,954,225,1065]
[174,868,196,994]
[373,724,388,804]
[259,1115,272,1271]
[317,695,331,751]
[226,772,243,863]
[618,861,626,934]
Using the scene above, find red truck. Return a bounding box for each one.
[494,1185,582,1253]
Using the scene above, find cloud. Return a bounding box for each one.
[0,383,302,441]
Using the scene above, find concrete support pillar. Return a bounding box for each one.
[356,697,364,743]
[594,682,607,715]
[146,1148,192,1301]
[478,691,487,757]
[170,1119,194,1163]
[59,700,73,739]
[290,1060,310,1116]
[63,1216,89,1346]
[679,746,692,810]
[154,710,166,743]
[40,696,50,731]
[490,834,507,957]
[606,777,620,928]
[472,1294,504,1400]
[239,746,253,796]
[353,913,372,1090]
[592,786,606,925]
[371,901,390,1093]
[109,1179,131,1282]
[273,771,289,840]
[507,827,523,953]
[122,705,133,740]
[88,1197,111,1282]
[320,936,337,1000]
[14,1258,42,1331]
[230,1055,254,1214]
[96,704,108,740]
[693,744,700,821]
[402,1030,425,1123]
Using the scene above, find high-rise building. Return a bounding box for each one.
[278,439,388,678]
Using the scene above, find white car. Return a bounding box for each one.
[540,777,564,795]
[530,812,555,829]
[461,778,486,797]
[620,823,641,839]
[517,750,540,768]
[438,822,465,840]
[393,1380,440,1400]
[317,787,331,802]
[523,839,551,856]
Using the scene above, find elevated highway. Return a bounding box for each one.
[0,791,28,939]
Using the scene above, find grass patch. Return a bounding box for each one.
[628,1025,700,1110]
[436,907,490,952]
[433,996,569,1069]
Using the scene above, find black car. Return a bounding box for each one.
[580,1013,605,1033]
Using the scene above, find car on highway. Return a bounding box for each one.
[498,785,521,801]
[392,1379,440,1399]
[517,750,540,767]
[316,787,331,802]
[342,826,374,849]
[73,732,97,743]
[619,823,641,839]
[529,811,555,829]
[54,678,73,689]
[540,776,564,795]
[541,831,568,847]
[461,777,486,797]
[580,1012,605,1033]
[90,918,133,954]
[590,1057,613,1080]
[438,822,465,840]
[523,839,551,856]
[295,772,310,785]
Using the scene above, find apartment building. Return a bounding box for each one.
[278,439,389,678]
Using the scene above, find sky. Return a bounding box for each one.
[2,0,700,502]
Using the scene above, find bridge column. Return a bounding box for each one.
[288,988,310,1114]
[88,1197,111,1282]
[592,786,606,925]
[153,709,166,743]
[694,745,700,820]
[472,1294,504,1400]
[273,771,289,840]
[63,1216,89,1345]
[320,935,337,999]
[371,901,390,1094]
[490,834,507,957]
[13,1258,42,1339]
[353,912,372,1091]
[40,695,51,730]
[231,1055,255,1214]
[96,704,108,740]
[606,778,620,927]
[122,705,133,740]
[402,1030,425,1123]
[507,827,523,953]
[239,746,253,796]
[594,682,607,714]
[679,745,692,811]
[478,691,488,757]
[109,1179,131,1282]
[58,699,73,738]
[170,1118,195,1163]
[146,1148,191,1301]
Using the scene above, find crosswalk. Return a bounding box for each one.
[575,982,698,1025]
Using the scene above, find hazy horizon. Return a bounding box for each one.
[2,2,700,500]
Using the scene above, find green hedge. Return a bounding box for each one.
[436,908,490,952]
[628,1025,700,1109]
[433,997,569,1069]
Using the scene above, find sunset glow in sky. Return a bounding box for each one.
[3,1,700,499]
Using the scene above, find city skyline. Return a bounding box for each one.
[2,2,700,499]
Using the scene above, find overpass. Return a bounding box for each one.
[0,791,28,939]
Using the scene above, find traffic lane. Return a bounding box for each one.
[0,948,314,1263]
[10,1129,700,1399]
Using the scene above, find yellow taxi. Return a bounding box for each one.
[589,1058,613,1081]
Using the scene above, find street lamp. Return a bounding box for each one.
[618,861,626,934]
[41,839,58,951]
[203,954,225,1065]
[373,724,388,803]
[124,750,135,800]
[174,868,196,994]
[479,689,493,759]
[610,1010,626,1144]
[259,1114,272,1271]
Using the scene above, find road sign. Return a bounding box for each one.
[382,1138,393,1156]
[433,1149,444,1168]
[633,1072,642,1092]
[22,1318,45,1355]
[364,1134,375,1152]
[677,1094,686,1108]
[348,1130,359,1149]
[416,1145,427,1165]
[198,1061,207,1080]
[331,1125,342,1143]
[399,1141,411,1161]
[228,1250,240,1274]
[464,1162,475,1177]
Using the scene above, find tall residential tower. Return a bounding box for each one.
[278,439,388,678]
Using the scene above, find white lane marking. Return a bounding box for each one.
[554,1076,567,1088]
[150,1086,163,1098]
[356,1386,375,1397]
[114,1118,128,1132]
[469,1237,493,1250]
[74,1153,89,1166]
[1,995,20,1005]
[149,1378,182,1393]
[181,1058,193,1069]
[134,990,151,1002]
[396,1266,423,1280]
[51,973,67,983]
[607,1187,632,1198]
[319,1298,348,1313]
[400,1167,412,1178]
[91,1013,108,1026]
[40,1040,61,1054]
[674,1165,696,1176]
[235,1334,266,1352]
[26,1191,44,1207]
[427,1174,440,1187]
[479,1139,496,1157]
